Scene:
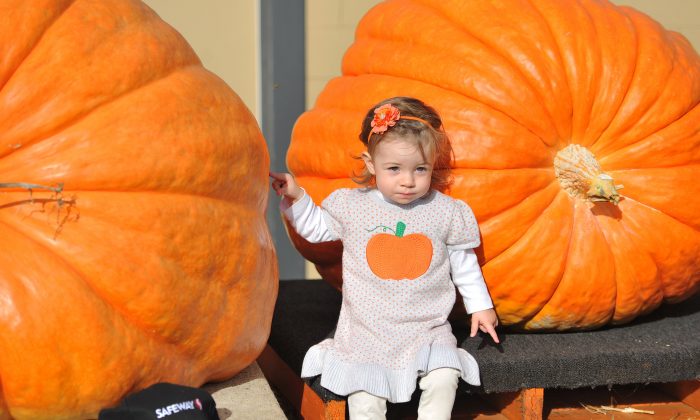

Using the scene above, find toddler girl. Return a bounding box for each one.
[270,96,499,420]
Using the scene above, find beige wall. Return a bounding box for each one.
[306,0,700,108]
[142,0,260,121]
[305,0,381,108]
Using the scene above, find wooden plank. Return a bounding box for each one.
[481,388,544,420]
[257,345,303,411]
[257,345,346,419]
[545,384,700,419]
[657,380,700,411]
[300,386,345,420]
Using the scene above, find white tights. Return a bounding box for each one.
[347,368,460,420]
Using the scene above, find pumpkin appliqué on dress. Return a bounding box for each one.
[365,221,433,280]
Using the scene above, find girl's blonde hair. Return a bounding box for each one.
[353,96,455,193]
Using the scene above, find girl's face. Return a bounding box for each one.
[363,136,434,205]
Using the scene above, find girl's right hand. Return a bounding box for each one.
[270,171,304,202]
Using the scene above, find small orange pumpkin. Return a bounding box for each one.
[366,222,432,280]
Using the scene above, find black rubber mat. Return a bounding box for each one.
[268,280,700,401]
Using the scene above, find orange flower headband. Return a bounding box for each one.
[368,104,433,143]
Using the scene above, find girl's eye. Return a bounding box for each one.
[416,167,428,173]
[387,166,399,172]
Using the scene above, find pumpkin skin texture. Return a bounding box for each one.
[286,0,700,331]
[0,1,277,419]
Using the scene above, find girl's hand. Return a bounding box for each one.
[270,171,304,202]
[470,308,500,343]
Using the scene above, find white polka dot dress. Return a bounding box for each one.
[300,188,482,403]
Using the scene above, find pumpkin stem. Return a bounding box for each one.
[0,182,63,194]
[554,145,622,205]
[365,221,407,237]
[0,182,66,206]
[395,221,406,238]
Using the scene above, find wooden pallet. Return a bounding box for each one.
[258,345,700,419]
[262,280,700,419]
[258,345,345,420]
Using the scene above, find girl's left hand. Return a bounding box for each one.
[470,308,500,343]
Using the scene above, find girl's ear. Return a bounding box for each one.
[361,151,375,175]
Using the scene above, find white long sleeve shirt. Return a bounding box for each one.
[281,189,494,314]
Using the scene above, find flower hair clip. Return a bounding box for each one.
[368,103,433,143]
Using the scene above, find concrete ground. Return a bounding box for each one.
[203,362,287,419]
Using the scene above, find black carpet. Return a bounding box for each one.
[268,280,700,401]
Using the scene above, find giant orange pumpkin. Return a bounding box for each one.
[286,0,700,331]
[0,1,277,419]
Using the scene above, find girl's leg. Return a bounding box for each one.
[417,368,460,420]
[347,391,387,420]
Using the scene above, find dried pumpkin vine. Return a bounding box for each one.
[0,182,79,239]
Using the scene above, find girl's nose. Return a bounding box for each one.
[401,173,415,187]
